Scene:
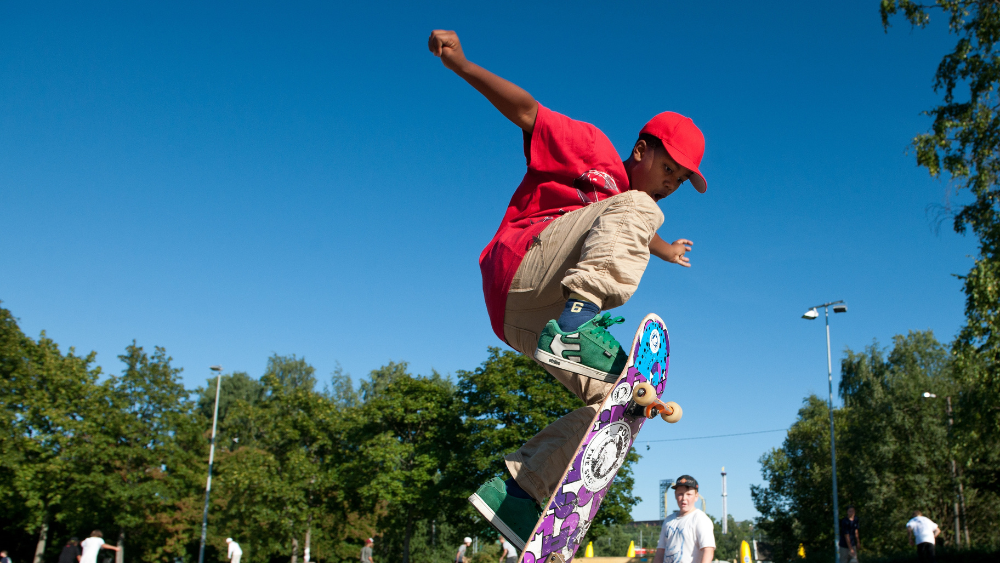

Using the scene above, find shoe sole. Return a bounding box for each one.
[534,348,620,383]
[468,492,527,550]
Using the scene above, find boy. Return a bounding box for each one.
[906,511,939,562]
[360,538,374,563]
[653,476,715,563]
[226,538,242,563]
[429,30,707,546]
[839,506,860,563]
[456,537,472,563]
[79,531,119,563]
[497,537,517,563]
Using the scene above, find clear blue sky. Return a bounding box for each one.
[1,1,973,524]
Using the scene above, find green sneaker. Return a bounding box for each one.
[534,313,629,382]
[468,477,540,549]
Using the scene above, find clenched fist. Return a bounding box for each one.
[428,29,469,72]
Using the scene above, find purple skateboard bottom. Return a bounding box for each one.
[519,314,670,563]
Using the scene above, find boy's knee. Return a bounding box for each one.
[626,190,665,230]
[605,191,663,234]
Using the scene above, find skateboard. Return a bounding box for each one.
[519,313,680,563]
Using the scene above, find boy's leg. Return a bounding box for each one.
[502,190,664,500]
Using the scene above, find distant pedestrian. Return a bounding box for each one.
[59,538,82,563]
[497,537,517,563]
[0,550,11,563]
[225,539,242,563]
[456,538,472,563]
[360,538,374,563]
[79,531,119,563]
[906,511,939,562]
[839,506,860,563]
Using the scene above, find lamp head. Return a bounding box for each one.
[832,303,848,314]
[802,309,819,320]
[210,365,223,372]
[922,392,937,398]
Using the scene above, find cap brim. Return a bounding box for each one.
[662,143,707,194]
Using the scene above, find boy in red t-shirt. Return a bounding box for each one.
[429,30,707,547]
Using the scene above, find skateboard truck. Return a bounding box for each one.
[630,381,682,423]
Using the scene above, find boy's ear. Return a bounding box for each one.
[631,139,649,161]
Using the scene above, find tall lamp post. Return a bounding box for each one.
[921,392,969,547]
[198,365,224,563]
[802,300,848,560]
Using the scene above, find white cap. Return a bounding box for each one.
[464,537,472,544]
[226,539,233,543]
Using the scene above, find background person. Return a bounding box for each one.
[79,531,119,563]
[59,538,82,563]
[0,550,11,563]
[360,538,374,563]
[839,506,860,563]
[225,538,242,563]
[456,537,472,563]
[906,511,939,562]
[653,476,715,563]
[498,537,517,563]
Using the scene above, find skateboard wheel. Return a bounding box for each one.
[660,401,682,423]
[633,382,656,406]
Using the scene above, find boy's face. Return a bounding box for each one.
[674,485,698,514]
[630,140,693,202]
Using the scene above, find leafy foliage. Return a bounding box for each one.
[882,0,1000,501]
[753,332,1000,559]
[0,304,643,563]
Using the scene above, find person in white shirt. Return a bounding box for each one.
[79,531,120,563]
[906,511,939,562]
[226,538,243,563]
[653,475,716,563]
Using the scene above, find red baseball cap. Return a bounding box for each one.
[639,112,707,193]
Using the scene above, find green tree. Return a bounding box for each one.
[196,371,265,452]
[753,395,844,561]
[881,0,1000,503]
[344,362,459,563]
[85,342,204,563]
[836,332,957,553]
[212,355,373,563]
[752,331,1000,558]
[0,304,103,563]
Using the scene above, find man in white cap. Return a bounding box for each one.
[226,538,242,563]
[360,538,374,563]
[456,538,472,563]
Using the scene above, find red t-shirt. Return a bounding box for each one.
[480,104,631,341]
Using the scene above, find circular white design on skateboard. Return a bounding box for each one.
[649,329,661,354]
[581,421,633,492]
[609,382,632,405]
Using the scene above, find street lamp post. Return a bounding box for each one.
[802,300,848,561]
[920,392,969,547]
[198,365,224,563]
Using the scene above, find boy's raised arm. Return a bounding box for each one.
[428,30,538,133]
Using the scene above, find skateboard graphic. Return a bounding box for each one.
[519,313,680,563]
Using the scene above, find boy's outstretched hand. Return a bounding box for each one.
[428,30,468,72]
[650,235,693,268]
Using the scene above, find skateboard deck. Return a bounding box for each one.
[519,313,674,563]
